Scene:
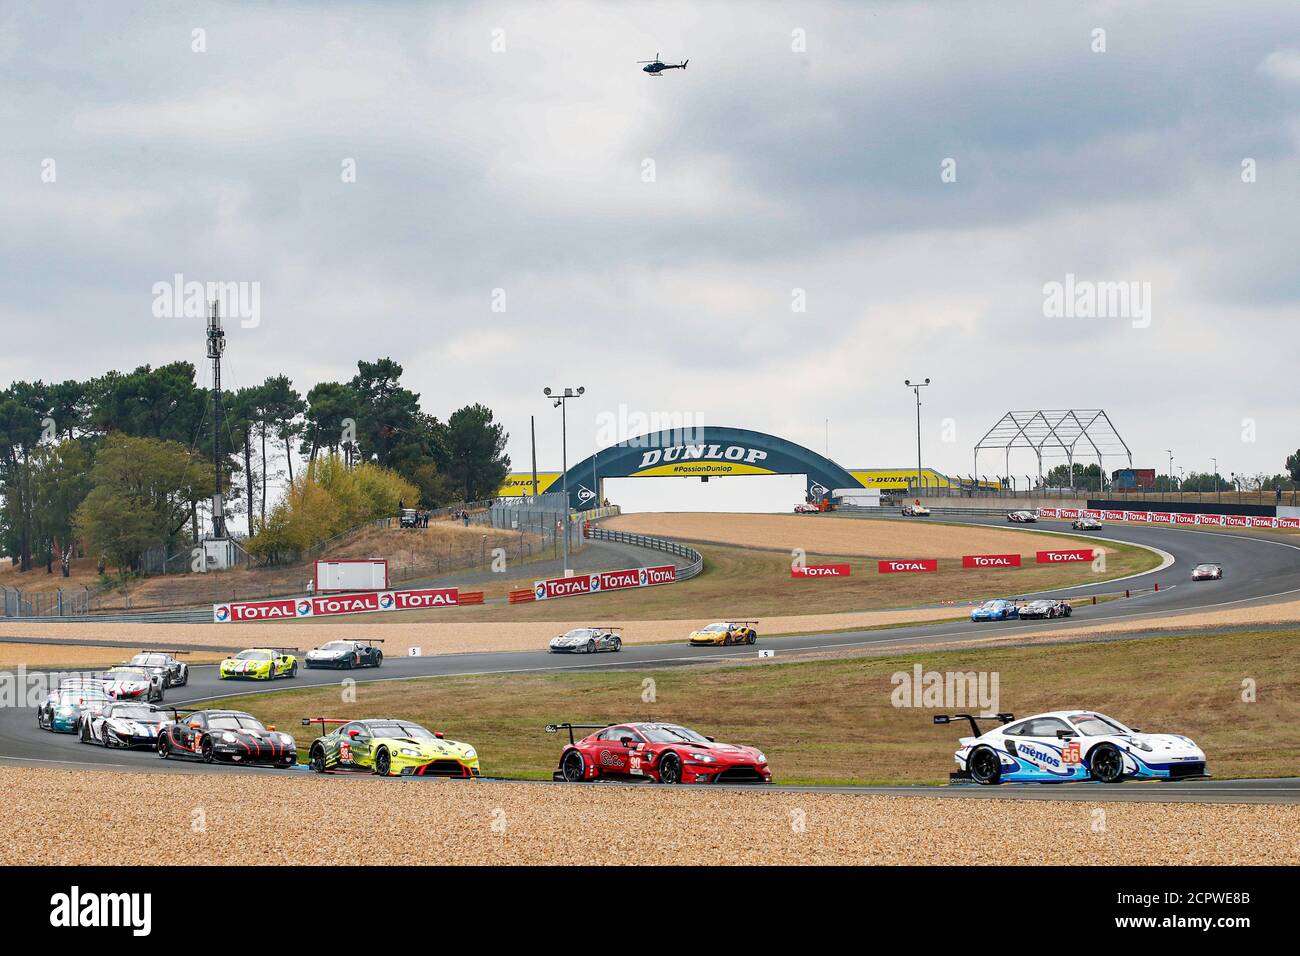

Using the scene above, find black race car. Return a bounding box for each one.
[80,701,166,749]
[124,651,189,688]
[304,639,384,669]
[1071,517,1103,531]
[156,709,297,767]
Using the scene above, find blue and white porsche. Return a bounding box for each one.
[970,599,1020,622]
[935,711,1208,784]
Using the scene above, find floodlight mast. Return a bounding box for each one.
[207,302,227,539]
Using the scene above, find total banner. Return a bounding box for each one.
[791,564,852,578]
[961,553,1022,569]
[213,586,459,623]
[534,564,678,601]
[878,559,938,573]
[1037,506,1288,529]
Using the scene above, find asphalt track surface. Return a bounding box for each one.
[3,518,1299,803]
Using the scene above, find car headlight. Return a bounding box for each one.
[399,748,422,757]
[221,732,237,743]
[687,752,716,763]
[756,752,767,764]
[58,707,74,716]
[463,748,476,759]
[278,734,292,745]
[1130,739,1153,751]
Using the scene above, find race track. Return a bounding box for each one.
[3,518,1298,802]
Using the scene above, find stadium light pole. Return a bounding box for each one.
[904,379,930,495]
[1166,449,1174,493]
[1212,457,1219,503]
[544,386,584,575]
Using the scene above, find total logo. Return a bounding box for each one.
[297,600,313,616]
[534,583,547,600]
[588,574,602,592]
[214,605,230,622]
[378,593,395,610]
[638,568,648,586]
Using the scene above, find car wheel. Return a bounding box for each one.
[374,747,391,777]
[612,638,621,652]
[561,749,586,782]
[1064,605,1073,617]
[289,663,298,678]
[345,657,354,669]
[1088,743,1125,783]
[309,744,328,774]
[199,735,215,764]
[968,746,1002,785]
[748,632,757,645]
[658,752,682,785]
[586,640,595,654]
[157,734,171,759]
[374,652,382,668]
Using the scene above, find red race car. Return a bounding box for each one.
[546,721,771,785]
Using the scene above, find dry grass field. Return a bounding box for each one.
[219,630,1300,784]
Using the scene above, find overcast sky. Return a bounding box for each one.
[4,0,1299,489]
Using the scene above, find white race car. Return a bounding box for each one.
[548,626,622,654]
[79,701,165,749]
[935,710,1208,784]
[901,504,931,517]
[1006,510,1038,523]
[1191,563,1223,581]
[102,665,165,703]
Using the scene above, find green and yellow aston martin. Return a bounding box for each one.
[302,717,481,777]
[218,647,298,680]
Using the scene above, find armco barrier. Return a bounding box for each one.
[583,526,704,581]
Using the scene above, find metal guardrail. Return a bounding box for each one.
[584,527,705,581]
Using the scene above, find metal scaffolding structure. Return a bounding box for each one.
[973,409,1132,488]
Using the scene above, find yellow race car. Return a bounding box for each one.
[302,717,481,777]
[688,621,759,646]
[218,647,299,680]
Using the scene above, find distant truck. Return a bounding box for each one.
[314,559,389,593]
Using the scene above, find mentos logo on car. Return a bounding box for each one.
[878,559,938,573]
[961,554,1021,569]
[1017,741,1062,769]
[1035,548,1094,563]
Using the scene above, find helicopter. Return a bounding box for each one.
[638,52,688,75]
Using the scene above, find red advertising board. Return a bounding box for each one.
[1280,517,1300,529]
[534,575,592,601]
[1251,516,1277,528]
[1058,508,1081,519]
[961,553,1022,569]
[1124,511,1150,522]
[791,564,852,578]
[1197,513,1224,526]
[212,598,298,623]
[1174,513,1198,526]
[1037,507,1060,518]
[304,591,389,617]
[1103,510,1125,521]
[533,564,679,600]
[878,559,938,573]
[390,587,459,610]
[1035,548,1094,564]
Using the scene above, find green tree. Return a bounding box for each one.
[0,384,46,570]
[443,404,510,501]
[73,435,214,574]
[1287,450,1300,484]
[31,439,93,575]
[258,374,305,484]
[299,381,357,464]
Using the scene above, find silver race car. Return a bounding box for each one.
[1191,563,1223,581]
[305,639,385,669]
[1006,510,1039,523]
[1018,599,1073,619]
[80,701,166,749]
[548,626,623,654]
[124,651,189,688]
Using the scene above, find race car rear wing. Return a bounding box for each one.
[301,717,350,731]
[586,625,623,631]
[545,722,612,745]
[933,713,1015,737]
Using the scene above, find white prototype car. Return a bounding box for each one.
[934,710,1208,784]
[1006,510,1039,523]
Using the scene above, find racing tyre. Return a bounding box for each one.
[1089,743,1125,783]
[157,734,171,759]
[611,638,621,652]
[309,744,328,774]
[658,752,682,785]
[968,746,1002,785]
[747,632,757,645]
[289,662,298,678]
[374,747,391,777]
[1064,605,1073,617]
[199,734,215,764]
[561,749,586,783]
[586,639,596,654]
[374,652,382,667]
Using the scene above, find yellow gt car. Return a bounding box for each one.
[218,647,298,680]
[688,621,759,646]
[303,717,481,777]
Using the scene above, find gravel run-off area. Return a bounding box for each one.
[2,767,1295,865]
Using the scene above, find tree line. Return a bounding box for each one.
[0,357,510,576]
